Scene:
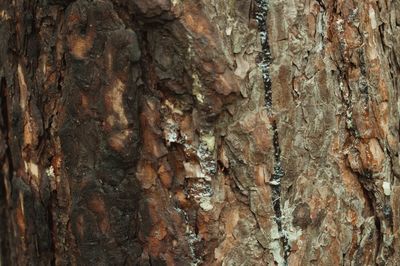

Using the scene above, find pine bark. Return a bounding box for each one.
[0,0,399,265]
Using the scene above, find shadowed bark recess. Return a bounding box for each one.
[1,0,399,265]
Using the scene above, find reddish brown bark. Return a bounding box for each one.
[1,0,399,265]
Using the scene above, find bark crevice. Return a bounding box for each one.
[0,77,12,265]
[255,0,290,263]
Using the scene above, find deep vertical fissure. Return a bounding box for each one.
[255,0,272,111]
[255,0,290,263]
[0,77,12,265]
[270,122,289,262]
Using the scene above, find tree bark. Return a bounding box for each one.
[0,0,399,265]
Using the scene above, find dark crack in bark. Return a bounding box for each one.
[255,0,290,263]
[0,77,12,266]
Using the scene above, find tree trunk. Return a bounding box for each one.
[0,0,399,265]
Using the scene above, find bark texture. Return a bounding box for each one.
[0,0,399,265]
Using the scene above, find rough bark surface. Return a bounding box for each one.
[0,0,399,265]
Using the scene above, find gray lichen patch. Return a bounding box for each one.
[160,97,216,213]
[197,130,217,178]
[174,206,203,266]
